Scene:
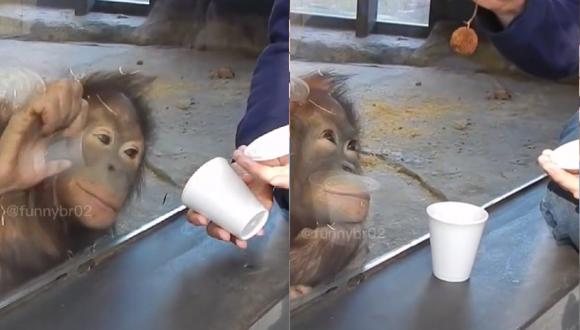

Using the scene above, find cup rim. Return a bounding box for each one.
[307,171,381,193]
[426,201,489,226]
[239,210,269,240]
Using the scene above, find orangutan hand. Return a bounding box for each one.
[0,80,88,194]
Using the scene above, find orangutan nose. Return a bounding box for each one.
[342,161,356,174]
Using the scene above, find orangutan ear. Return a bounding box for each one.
[290,75,310,103]
[300,71,335,94]
[300,71,351,96]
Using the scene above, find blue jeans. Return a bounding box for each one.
[269,201,289,222]
[540,112,579,250]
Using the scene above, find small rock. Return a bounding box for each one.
[136,60,144,66]
[175,97,196,110]
[488,89,511,100]
[176,99,191,110]
[209,67,235,79]
[452,119,471,131]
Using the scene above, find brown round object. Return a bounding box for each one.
[450,26,478,56]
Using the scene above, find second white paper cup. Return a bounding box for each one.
[181,157,269,240]
[427,202,489,282]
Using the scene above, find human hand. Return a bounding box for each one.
[474,0,526,26]
[232,145,289,190]
[538,149,579,200]
[0,80,88,194]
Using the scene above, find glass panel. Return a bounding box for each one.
[0,0,278,301]
[291,0,356,19]
[290,4,577,306]
[377,0,430,26]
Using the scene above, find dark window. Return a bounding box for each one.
[291,0,431,37]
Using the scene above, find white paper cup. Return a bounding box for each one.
[45,135,84,167]
[309,171,380,224]
[550,139,579,172]
[427,202,489,282]
[181,157,269,240]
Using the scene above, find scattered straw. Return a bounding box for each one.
[96,94,119,116]
[308,99,335,115]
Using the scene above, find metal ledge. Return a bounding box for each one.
[0,205,186,312]
[292,176,579,329]
[291,175,549,311]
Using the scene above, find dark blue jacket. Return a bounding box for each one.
[477,0,579,79]
[236,0,289,147]
[235,0,289,210]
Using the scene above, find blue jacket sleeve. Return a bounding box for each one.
[477,0,579,79]
[235,0,289,147]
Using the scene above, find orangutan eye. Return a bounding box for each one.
[95,134,111,146]
[347,140,359,151]
[321,129,336,144]
[124,148,139,159]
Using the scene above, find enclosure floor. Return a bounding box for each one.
[0,39,256,238]
[293,61,576,259]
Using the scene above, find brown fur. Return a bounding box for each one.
[290,72,368,292]
[0,72,154,293]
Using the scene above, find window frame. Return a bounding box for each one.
[36,0,152,16]
[291,0,435,38]
[92,0,153,16]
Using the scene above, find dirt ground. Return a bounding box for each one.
[292,61,577,259]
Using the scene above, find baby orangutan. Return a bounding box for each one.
[0,72,153,292]
[290,72,370,300]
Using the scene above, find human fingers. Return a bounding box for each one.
[62,99,88,138]
[233,149,289,189]
[231,162,254,185]
[207,222,232,242]
[542,161,579,199]
[186,209,209,226]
